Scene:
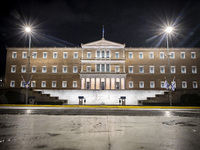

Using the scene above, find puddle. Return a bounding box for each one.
[34,144,48,149]
[0,123,17,128]
[162,120,197,127]
[46,133,61,137]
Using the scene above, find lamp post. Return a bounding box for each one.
[25,26,31,104]
[165,26,173,106]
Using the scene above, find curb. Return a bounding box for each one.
[0,104,200,109]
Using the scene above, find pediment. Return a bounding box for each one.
[81,38,125,49]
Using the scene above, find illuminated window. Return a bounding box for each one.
[63,52,68,59]
[150,81,155,88]
[11,65,16,73]
[180,52,185,59]
[22,52,27,58]
[12,52,17,58]
[43,52,47,58]
[42,66,47,73]
[32,52,37,59]
[73,81,77,88]
[10,81,15,87]
[149,52,154,59]
[52,81,56,88]
[182,81,187,88]
[139,81,144,88]
[53,52,57,59]
[181,66,186,73]
[191,52,196,59]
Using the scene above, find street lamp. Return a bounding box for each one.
[165,26,173,106]
[25,26,31,104]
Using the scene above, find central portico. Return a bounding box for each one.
[80,38,126,90]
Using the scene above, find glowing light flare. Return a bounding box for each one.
[25,27,31,33]
[165,26,173,33]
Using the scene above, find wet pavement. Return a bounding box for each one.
[0,107,200,150]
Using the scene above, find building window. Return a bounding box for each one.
[63,52,68,59]
[41,81,46,88]
[171,66,176,73]
[101,64,105,72]
[52,66,57,73]
[32,66,36,73]
[192,66,197,73]
[73,81,77,88]
[128,52,133,59]
[12,52,17,58]
[139,52,143,59]
[62,81,67,88]
[150,81,155,88]
[149,66,154,73]
[115,66,120,72]
[42,66,47,73]
[32,52,37,59]
[191,52,196,59]
[43,52,47,58]
[87,52,91,58]
[21,66,26,73]
[129,66,133,73]
[139,81,144,88]
[52,81,56,88]
[97,51,100,58]
[21,81,25,87]
[73,66,78,73]
[139,66,144,73]
[180,52,185,59]
[160,52,164,59]
[22,52,27,58]
[74,52,78,59]
[102,51,105,58]
[161,81,165,88]
[182,81,187,88]
[31,81,36,88]
[53,52,57,59]
[106,51,110,58]
[11,65,16,73]
[181,66,186,73]
[96,64,100,72]
[170,52,175,59]
[193,81,198,88]
[10,81,15,87]
[160,66,165,73]
[129,81,133,88]
[149,52,154,59]
[106,64,110,72]
[87,66,91,72]
[63,66,67,73]
[115,52,119,58]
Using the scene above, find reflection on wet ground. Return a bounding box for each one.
[0,108,200,150]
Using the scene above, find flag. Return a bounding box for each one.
[171,77,176,91]
[102,25,104,39]
[164,79,169,90]
[21,76,26,87]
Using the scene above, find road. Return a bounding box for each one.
[0,106,200,150]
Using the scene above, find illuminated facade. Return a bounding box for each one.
[5,38,200,105]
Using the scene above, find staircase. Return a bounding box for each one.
[139,91,177,106]
[29,89,65,105]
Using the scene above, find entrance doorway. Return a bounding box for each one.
[101,82,105,90]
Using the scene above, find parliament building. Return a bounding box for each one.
[4,38,200,105]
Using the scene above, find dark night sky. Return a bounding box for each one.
[0,0,200,76]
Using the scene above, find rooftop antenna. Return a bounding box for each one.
[102,25,105,39]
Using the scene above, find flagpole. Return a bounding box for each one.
[102,25,104,39]
[167,34,172,106]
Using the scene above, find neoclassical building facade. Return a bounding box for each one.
[5,38,200,105]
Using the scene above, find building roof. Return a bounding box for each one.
[81,38,125,49]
